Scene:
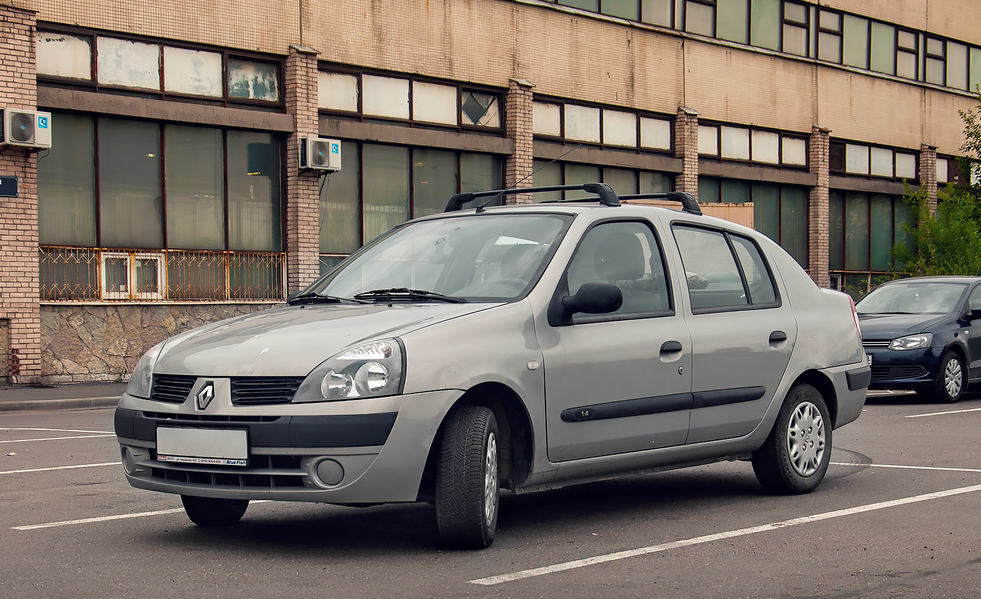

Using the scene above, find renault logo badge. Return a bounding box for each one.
[196,381,215,410]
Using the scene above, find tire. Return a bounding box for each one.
[752,383,831,495]
[181,495,249,527]
[435,405,500,549]
[932,350,964,403]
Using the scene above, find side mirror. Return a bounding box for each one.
[562,282,623,315]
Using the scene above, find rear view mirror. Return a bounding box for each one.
[559,282,622,319]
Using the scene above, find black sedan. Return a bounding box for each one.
[857,276,981,402]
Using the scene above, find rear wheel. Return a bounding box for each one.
[932,350,964,403]
[181,496,249,527]
[752,383,831,495]
[435,405,500,549]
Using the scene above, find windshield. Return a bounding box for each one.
[308,214,572,301]
[856,281,967,315]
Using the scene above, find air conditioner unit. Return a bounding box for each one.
[299,137,341,171]
[1,109,52,149]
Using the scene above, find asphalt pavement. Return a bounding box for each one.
[0,381,126,412]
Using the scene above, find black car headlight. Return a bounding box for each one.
[889,333,933,350]
[294,339,405,402]
[125,341,165,399]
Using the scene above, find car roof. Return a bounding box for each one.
[879,276,981,285]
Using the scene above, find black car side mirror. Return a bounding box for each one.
[562,282,623,314]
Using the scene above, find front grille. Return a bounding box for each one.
[148,451,305,488]
[231,377,304,406]
[150,375,197,403]
[871,365,928,380]
[862,341,891,348]
[141,411,282,423]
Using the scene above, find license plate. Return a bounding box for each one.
[867,353,873,366]
[157,427,248,467]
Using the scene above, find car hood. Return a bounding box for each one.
[857,312,951,340]
[152,302,497,376]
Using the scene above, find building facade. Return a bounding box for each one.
[1,0,978,383]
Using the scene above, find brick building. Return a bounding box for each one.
[0,0,978,383]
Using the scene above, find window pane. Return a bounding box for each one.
[363,144,409,243]
[782,137,807,166]
[227,130,281,251]
[698,125,719,155]
[721,179,751,203]
[639,171,671,193]
[685,1,715,36]
[533,102,562,136]
[750,0,780,50]
[870,147,893,177]
[819,11,840,31]
[318,72,359,111]
[783,24,807,56]
[870,21,896,75]
[784,2,806,23]
[698,176,720,203]
[563,163,601,199]
[893,196,913,260]
[842,15,869,68]
[780,186,808,268]
[414,82,457,125]
[845,144,870,174]
[565,104,601,142]
[98,118,162,248]
[721,126,750,160]
[320,141,361,254]
[818,31,841,63]
[38,113,96,246]
[897,30,916,50]
[829,191,844,270]
[602,0,639,20]
[869,195,893,271]
[602,167,638,195]
[673,225,748,309]
[98,37,159,90]
[895,153,916,179]
[362,75,409,118]
[731,234,776,303]
[640,117,672,150]
[460,153,503,193]
[532,159,563,202]
[165,125,224,250]
[603,110,637,147]
[560,0,598,9]
[752,130,780,163]
[844,192,870,271]
[228,58,279,102]
[642,0,673,26]
[37,32,91,79]
[897,50,917,79]
[752,184,780,242]
[926,56,945,85]
[462,91,500,127]
[717,0,748,44]
[413,149,458,218]
[972,48,981,94]
[947,42,968,90]
[164,47,222,97]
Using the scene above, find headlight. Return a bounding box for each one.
[294,339,405,403]
[125,341,165,398]
[889,333,933,350]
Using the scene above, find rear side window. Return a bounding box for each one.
[673,224,779,312]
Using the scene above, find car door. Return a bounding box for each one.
[966,284,981,381]
[671,224,798,444]
[538,220,693,463]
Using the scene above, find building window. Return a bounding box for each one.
[829,141,917,180]
[870,21,896,75]
[842,14,869,69]
[782,1,808,56]
[753,184,808,268]
[896,29,918,80]
[829,191,912,297]
[38,112,285,302]
[643,0,674,27]
[685,0,716,37]
[533,100,673,152]
[946,41,968,90]
[817,9,842,63]
[533,160,671,202]
[925,37,946,86]
[318,142,504,273]
[717,0,749,44]
[698,123,808,168]
[750,0,780,51]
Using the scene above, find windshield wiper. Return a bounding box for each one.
[354,288,467,303]
[287,291,345,305]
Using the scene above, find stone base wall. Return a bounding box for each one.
[39,303,275,385]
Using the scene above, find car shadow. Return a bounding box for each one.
[865,389,981,406]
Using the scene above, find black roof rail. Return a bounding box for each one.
[444,182,620,212]
[617,191,702,216]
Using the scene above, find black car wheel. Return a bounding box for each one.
[933,350,965,403]
[435,405,500,549]
[752,383,831,495]
[181,495,249,527]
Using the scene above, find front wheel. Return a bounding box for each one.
[435,405,500,549]
[181,495,249,527]
[932,350,964,403]
[752,383,831,495]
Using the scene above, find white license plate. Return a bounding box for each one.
[157,427,248,467]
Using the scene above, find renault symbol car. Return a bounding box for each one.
[115,183,869,548]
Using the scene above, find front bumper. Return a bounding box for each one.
[114,388,461,504]
[864,346,942,391]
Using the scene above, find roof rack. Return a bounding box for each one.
[444,182,620,212]
[617,191,702,216]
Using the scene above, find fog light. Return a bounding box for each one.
[121,447,135,475]
[315,459,345,486]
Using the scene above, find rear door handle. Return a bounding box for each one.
[769,331,787,343]
[660,340,683,354]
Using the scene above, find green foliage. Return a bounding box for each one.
[893,185,981,276]
[892,90,981,277]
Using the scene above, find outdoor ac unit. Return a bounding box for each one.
[299,137,341,171]
[1,109,52,149]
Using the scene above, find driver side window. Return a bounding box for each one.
[566,221,670,316]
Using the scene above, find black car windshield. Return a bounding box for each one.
[308,213,572,302]
[856,281,967,315]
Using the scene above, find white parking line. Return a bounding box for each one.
[0,427,114,434]
[907,407,981,418]
[12,500,270,531]
[0,462,121,475]
[831,462,981,474]
[0,434,116,444]
[470,483,981,586]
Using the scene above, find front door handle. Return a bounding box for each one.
[769,331,788,343]
[660,340,683,354]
